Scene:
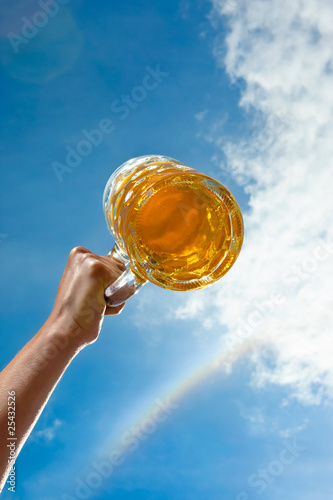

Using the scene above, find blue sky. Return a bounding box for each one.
[1,0,333,499]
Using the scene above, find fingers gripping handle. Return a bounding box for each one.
[104,245,146,307]
[104,267,146,307]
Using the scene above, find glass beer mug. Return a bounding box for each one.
[103,155,244,307]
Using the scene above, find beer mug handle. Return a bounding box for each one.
[104,244,146,307]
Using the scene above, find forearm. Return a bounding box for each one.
[0,247,125,492]
[0,314,85,491]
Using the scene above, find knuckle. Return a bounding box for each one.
[84,256,104,277]
[70,246,90,259]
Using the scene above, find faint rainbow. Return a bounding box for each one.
[100,334,264,460]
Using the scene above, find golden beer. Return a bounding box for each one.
[103,156,244,297]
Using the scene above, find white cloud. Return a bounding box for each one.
[279,420,309,439]
[175,0,333,404]
[195,109,209,121]
[33,419,62,442]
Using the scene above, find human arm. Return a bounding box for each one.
[0,246,126,491]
